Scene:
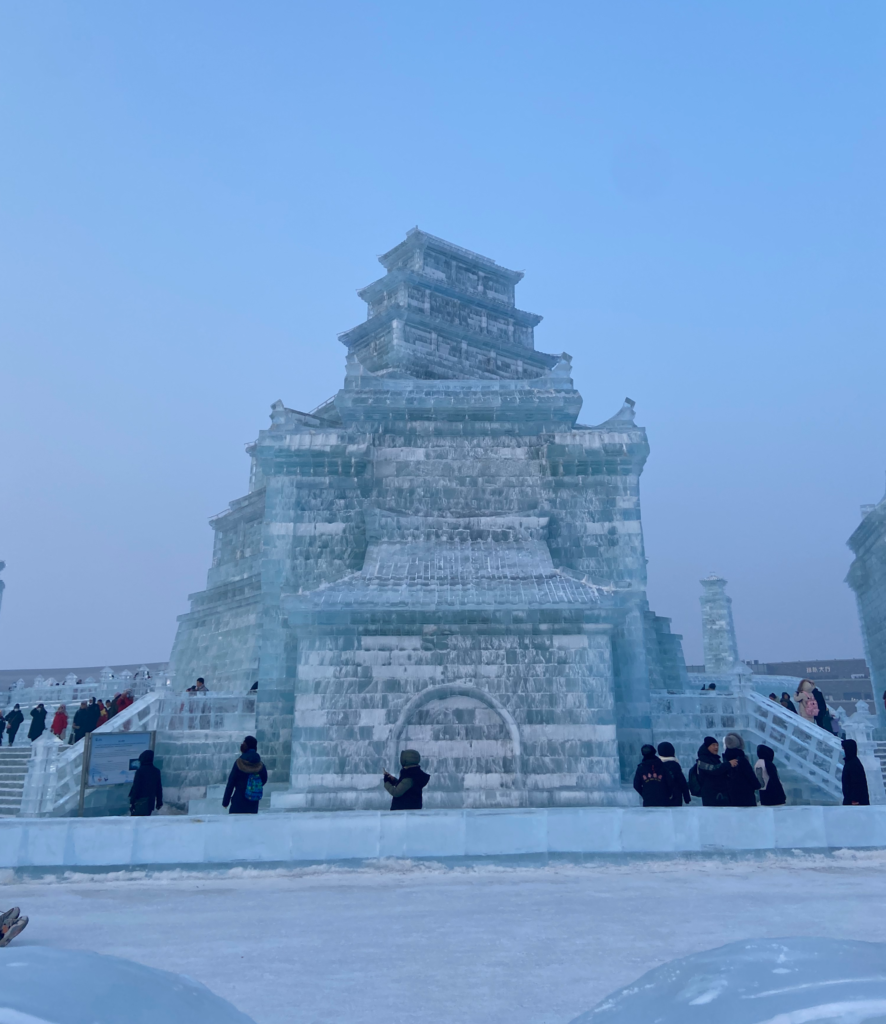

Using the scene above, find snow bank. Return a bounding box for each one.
[0,947,256,1024]
[571,937,886,1023]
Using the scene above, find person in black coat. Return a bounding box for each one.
[71,702,90,744]
[222,736,268,814]
[27,704,47,742]
[754,744,786,806]
[657,741,691,806]
[841,739,870,806]
[85,697,101,733]
[696,736,729,806]
[779,692,797,714]
[722,733,761,807]
[129,749,163,816]
[5,706,24,747]
[632,744,671,806]
[383,749,431,810]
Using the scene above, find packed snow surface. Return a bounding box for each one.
[571,937,886,1023]
[0,946,256,1024]
[3,852,886,1024]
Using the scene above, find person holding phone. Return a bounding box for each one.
[383,749,430,810]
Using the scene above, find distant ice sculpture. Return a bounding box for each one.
[0,947,256,1024]
[570,937,886,1023]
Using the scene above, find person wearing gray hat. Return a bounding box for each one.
[383,749,431,810]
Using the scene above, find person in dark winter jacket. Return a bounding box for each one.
[657,741,691,806]
[27,704,47,742]
[222,738,268,814]
[71,701,90,744]
[632,745,671,806]
[779,692,798,714]
[129,749,163,816]
[5,706,24,747]
[811,684,834,734]
[696,737,729,806]
[754,744,786,806]
[722,733,761,807]
[841,739,870,806]
[383,749,431,810]
[85,697,101,733]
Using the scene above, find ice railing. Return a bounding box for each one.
[19,692,256,817]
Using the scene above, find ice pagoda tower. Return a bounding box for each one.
[168,229,688,808]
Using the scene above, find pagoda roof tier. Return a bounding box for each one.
[356,268,543,327]
[378,228,525,284]
[283,512,606,617]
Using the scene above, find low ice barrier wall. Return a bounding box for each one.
[1,806,886,871]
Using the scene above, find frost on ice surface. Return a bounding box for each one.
[570,938,886,1024]
[0,947,255,1024]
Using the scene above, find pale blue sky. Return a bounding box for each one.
[1,2,883,668]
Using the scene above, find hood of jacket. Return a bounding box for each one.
[138,749,154,766]
[757,744,775,762]
[697,744,721,764]
[236,749,264,773]
[842,739,859,759]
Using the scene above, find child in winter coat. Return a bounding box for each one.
[657,741,691,805]
[754,744,786,806]
[632,745,671,807]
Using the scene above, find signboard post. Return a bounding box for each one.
[78,731,155,816]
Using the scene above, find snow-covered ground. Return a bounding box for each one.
[3,852,886,1024]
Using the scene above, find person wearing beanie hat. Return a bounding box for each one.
[721,733,761,807]
[632,744,671,807]
[754,744,786,806]
[695,737,729,806]
[841,739,870,806]
[222,737,268,814]
[656,741,691,806]
[383,750,431,810]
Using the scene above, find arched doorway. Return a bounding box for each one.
[390,685,523,808]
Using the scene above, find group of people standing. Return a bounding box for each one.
[0,692,136,748]
[634,732,870,808]
[769,679,838,734]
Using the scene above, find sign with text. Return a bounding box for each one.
[87,732,152,787]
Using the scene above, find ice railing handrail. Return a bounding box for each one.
[743,689,845,797]
[20,692,257,817]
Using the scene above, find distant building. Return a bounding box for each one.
[846,484,886,729]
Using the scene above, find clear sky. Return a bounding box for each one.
[1,2,883,669]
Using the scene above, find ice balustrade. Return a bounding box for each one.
[4,679,155,718]
[19,693,256,817]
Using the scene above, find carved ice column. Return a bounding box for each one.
[700,574,740,674]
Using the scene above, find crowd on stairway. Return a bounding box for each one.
[0,691,135,747]
[633,732,870,809]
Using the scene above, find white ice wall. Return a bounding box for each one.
[0,806,885,872]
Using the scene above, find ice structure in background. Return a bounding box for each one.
[0,947,255,1024]
[168,228,690,809]
[847,480,886,732]
[569,937,886,1024]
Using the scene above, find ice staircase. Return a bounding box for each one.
[0,748,33,817]
[874,743,886,790]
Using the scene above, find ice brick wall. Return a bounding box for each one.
[847,493,886,731]
[282,627,623,810]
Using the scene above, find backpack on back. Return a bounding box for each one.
[244,772,263,802]
[687,762,702,798]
